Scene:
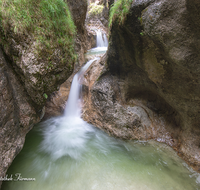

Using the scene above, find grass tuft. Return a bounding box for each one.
[109,0,133,28]
[0,0,76,62]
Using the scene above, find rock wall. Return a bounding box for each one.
[25,0,200,173]
[0,0,88,186]
[0,48,40,185]
[67,0,88,67]
[83,0,200,172]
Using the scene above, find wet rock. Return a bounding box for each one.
[87,30,96,50]
[85,0,109,52]
[39,0,200,175]
[43,72,75,120]
[104,0,200,171]
[44,58,101,120]
[86,0,109,33]
[0,32,74,108]
[0,48,39,187]
[82,57,178,147]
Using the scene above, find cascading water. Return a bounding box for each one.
[96,30,108,47]
[38,58,99,161]
[103,33,108,47]
[86,30,108,57]
[64,58,98,118]
[2,51,200,190]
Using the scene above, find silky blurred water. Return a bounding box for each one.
[2,119,200,190]
[96,30,108,47]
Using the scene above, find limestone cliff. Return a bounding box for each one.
[0,0,88,185]
[67,0,88,66]
[82,0,200,172]
[25,0,200,173]
[0,48,40,184]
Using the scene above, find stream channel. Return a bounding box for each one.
[2,31,200,190]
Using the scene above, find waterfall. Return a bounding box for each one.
[86,30,108,54]
[103,33,108,47]
[40,58,98,160]
[63,74,81,118]
[64,58,98,118]
[96,30,108,47]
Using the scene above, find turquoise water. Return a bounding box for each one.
[85,47,107,60]
[2,118,200,190]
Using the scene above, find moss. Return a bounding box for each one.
[138,17,143,25]
[67,64,72,71]
[96,76,100,81]
[140,32,144,36]
[142,7,148,14]
[0,0,77,63]
[109,0,133,28]
[43,93,48,99]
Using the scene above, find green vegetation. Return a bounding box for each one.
[109,0,133,28]
[0,0,76,62]
[43,93,48,99]
[140,32,144,36]
[138,16,142,24]
[88,3,104,17]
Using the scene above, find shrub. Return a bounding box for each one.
[88,3,104,17]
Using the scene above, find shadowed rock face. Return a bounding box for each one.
[82,55,180,152]
[83,0,200,171]
[67,0,88,67]
[67,0,87,34]
[0,48,40,186]
[0,0,88,186]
